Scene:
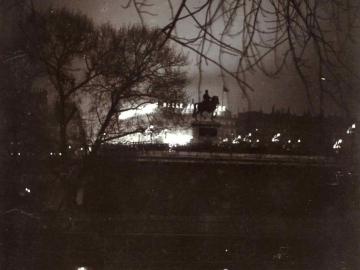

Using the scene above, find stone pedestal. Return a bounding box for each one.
[191,120,221,144]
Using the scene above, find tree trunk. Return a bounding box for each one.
[59,95,68,156]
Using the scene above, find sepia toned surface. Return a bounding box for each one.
[0,1,359,270]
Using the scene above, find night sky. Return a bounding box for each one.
[3,0,360,116]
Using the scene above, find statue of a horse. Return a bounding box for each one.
[192,96,220,120]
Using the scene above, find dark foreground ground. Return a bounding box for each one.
[1,158,359,270]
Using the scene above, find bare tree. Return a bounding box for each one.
[22,8,100,155]
[84,25,188,154]
[123,0,360,117]
[0,46,54,157]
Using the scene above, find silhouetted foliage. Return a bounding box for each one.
[0,51,54,157]
[124,0,360,116]
[84,25,188,153]
[22,8,98,154]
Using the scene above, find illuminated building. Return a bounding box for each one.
[115,102,235,145]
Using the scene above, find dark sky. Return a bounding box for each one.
[7,0,360,116]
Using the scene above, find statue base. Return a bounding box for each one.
[191,120,221,144]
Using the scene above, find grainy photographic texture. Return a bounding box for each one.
[0,1,359,269]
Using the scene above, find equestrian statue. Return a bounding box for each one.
[192,89,220,120]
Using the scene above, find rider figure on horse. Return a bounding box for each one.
[203,89,211,109]
[193,89,219,120]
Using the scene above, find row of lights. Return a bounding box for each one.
[49,146,91,156]
[230,132,301,145]
[162,102,184,109]
[10,146,91,157]
[162,102,227,113]
[229,122,356,150]
[332,123,356,150]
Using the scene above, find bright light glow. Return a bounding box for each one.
[242,134,252,143]
[347,123,356,134]
[214,105,226,114]
[333,139,343,149]
[256,139,260,143]
[297,139,301,143]
[50,152,53,156]
[145,125,154,134]
[17,152,21,156]
[321,77,326,81]
[59,152,62,156]
[271,133,281,142]
[232,135,241,144]
[25,188,31,193]
[68,145,72,149]
[163,132,192,146]
[116,127,193,145]
[222,138,229,143]
[288,139,291,143]
[77,267,87,270]
[118,103,158,120]
[80,147,84,151]
[88,146,92,152]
